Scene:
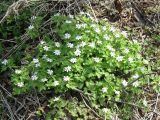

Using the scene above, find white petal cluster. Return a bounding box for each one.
[116,56,123,62]
[55,42,61,47]
[28,25,34,30]
[64,66,71,72]
[53,81,59,86]
[17,82,24,87]
[64,33,71,39]
[1,59,8,65]
[122,80,128,87]
[102,87,108,93]
[41,78,48,82]
[31,74,38,80]
[54,50,61,55]
[15,69,22,74]
[47,69,53,75]
[63,76,70,81]
[93,57,101,63]
[43,46,49,51]
[75,35,82,40]
[67,43,74,48]
[74,49,81,56]
[70,58,77,63]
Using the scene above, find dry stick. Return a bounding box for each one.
[80,93,103,119]
[0,39,16,43]
[150,93,159,120]
[0,91,17,120]
[0,84,26,109]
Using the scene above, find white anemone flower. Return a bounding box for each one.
[1,59,8,65]
[122,80,128,87]
[64,66,71,72]
[70,58,77,63]
[116,56,123,62]
[63,76,70,81]
[53,81,59,86]
[64,33,71,39]
[102,87,108,93]
[67,43,74,48]
[47,69,53,75]
[17,82,24,87]
[54,50,61,55]
[74,49,81,56]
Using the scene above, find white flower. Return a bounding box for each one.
[76,24,81,29]
[54,50,61,55]
[122,80,128,87]
[143,99,148,106]
[110,52,115,57]
[80,41,86,47]
[121,31,128,37]
[80,11,85,15]
[115,90,120,95]
[65,20,72,23]
[42,55,48,59]
[116,56,123,62]
[64,33,71,39]
[15,69,22,74]
[143,59,149,64]
[54,13,60,16]
[110,26,116,32]
[28,25,34,30]
[133,39,138,43]
[47,58,53,63]
[1,59,8,65]
[53,97,60,101]
[107,45,115,51]
[128,57,133,63]
[55,42,61,47]
[102,108,109,113]
[69,15,74,19]
[47,69,53,75]
[102,87,108,93]
[31,16,37,20]
[33,58,39,63]
[103,34,109,40]
[17,82,24,87]
[43,46,49,51]
[75,35,82,40]
[88,42,95,48]
[31,74,38,80]
[64,66,71,72]
[124,48,129,54]
[132,74,139,79]
[40,41,45,45]
[70,58,77,63]
[95,28,100,33]
[67,43,74,48]
[35,63,41,67]
[93,57,101,63]
[133,81,139,87]
[102,26,107,31]
[53,81,59,86]
[41,78,48,82]
[63,76,70,81]
[74,49,81,56]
